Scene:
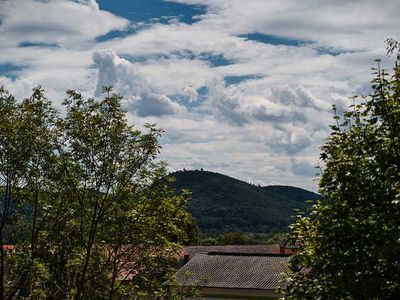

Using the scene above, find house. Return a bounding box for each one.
[183,244,282,259]
[183,243,294,260]
[176,251,290,299]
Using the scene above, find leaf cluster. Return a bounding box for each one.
[281,43,400,299]
[0,86,194,299]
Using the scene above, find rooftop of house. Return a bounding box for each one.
[183,244,284,258]
[176,253,290,290]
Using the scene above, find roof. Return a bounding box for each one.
[176,253,289,290]
[183,244,281,258]
[2,245,15,251]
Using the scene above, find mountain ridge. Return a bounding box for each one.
[171,169,320,233]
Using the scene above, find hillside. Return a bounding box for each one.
[171,170,320,233]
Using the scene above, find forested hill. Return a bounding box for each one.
[171,170,320,233]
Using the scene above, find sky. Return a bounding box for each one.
[0,0,399,191]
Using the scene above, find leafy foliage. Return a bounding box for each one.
[282,42,400,299]
[0,86,193,299]
[171,170,319,233]
[198,231,289,246]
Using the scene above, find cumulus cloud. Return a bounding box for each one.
[93,49,185,117]
[180,85,198,101]
[206,78,326,128]
[0,0,128,48]
[72,0,99,10]
[270,86,328,110]
[265,126,312,155]
[207,79,249,125]
[172,0,400,51]
[1,0,398,190]
[157,115,320,190]
[0,76,36,100]
[290,158,317,177]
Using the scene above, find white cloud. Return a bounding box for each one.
[72,0,99,10]
[0,76,36,100]
[137,57,215,96]
[290,158,318,177]
[93,49,185,116]
[1,0,399,190]
[0,0,129,105]
[157,115,321,190]
[0,0,128,48]
[171,0,400,51]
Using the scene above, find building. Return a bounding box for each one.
[183,244,293,260]
[176,251,290,299]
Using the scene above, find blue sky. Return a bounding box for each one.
[0,0,399,190]
[97,0,207,25]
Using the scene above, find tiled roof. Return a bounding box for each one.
[176,253,289,290]
[183,244,280,258]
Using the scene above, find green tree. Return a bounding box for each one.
[0,86,194,299]
[281,40,400,299]
[49,87,193,299]
[0,86,57,299]
[19,87,60,297]
[218,231,250,245]
[0,87,27,299]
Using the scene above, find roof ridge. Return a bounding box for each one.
[206,251,291,257]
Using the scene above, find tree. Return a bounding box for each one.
[0,86,57,299]
[0,87,27,300]
[0,86,194,299]
[281,40,400,299]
